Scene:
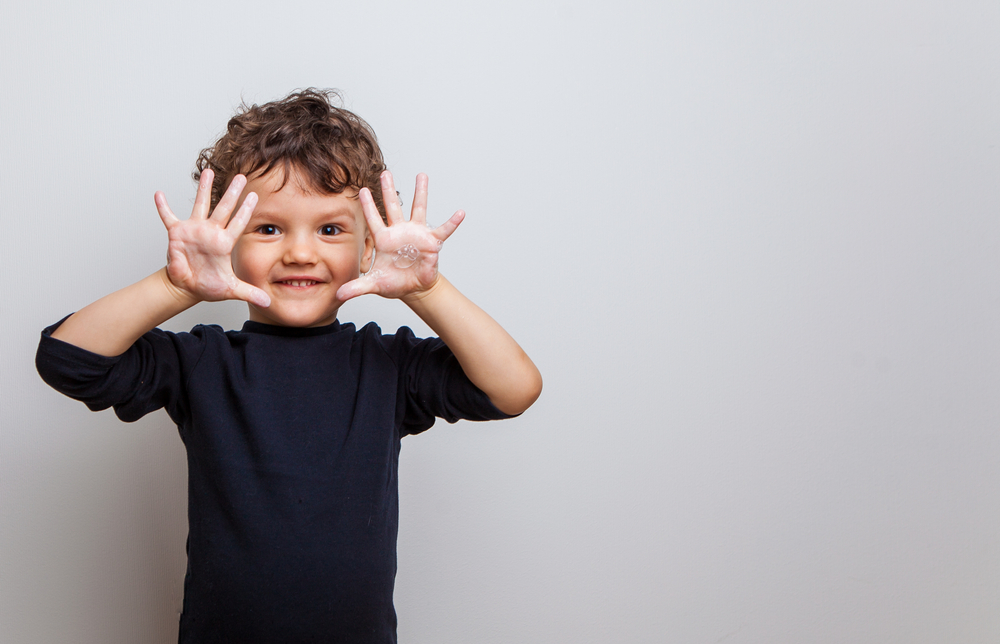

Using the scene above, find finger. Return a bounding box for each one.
[192,169,214,219]
[410,173,428,225]
[432,210,466,242]
[231,279,271,308]
[211,174,247,223]
[154,191,179,230]
[358,187,387,235]
[226,192,258,238]
[336,277,377,302]
[380,171,403,225]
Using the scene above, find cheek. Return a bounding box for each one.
[231,242,263,281]
[334,239,368,275]
[338,252,361,277]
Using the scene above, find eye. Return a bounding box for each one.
[320,224,340,236]
[255,224,278,235]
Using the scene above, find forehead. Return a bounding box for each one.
[241,166,362,220]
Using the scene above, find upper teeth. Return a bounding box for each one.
[283,280,317,286]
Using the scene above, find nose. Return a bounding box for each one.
[282,233,317,265]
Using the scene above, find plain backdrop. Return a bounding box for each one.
[2,1,999,642]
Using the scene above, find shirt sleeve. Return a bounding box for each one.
[380,325,517,436]
[35,316,207,425]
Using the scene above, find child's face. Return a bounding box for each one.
[231,167,374,327]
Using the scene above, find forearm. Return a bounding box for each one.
[51,267,199,356]
[403,275,542,415]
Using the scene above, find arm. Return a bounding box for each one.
[403,275,541,415]
[51,171,268,356]
[51,268,199,357]
[337,172,542,415]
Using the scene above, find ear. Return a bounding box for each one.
[361,231,376,273]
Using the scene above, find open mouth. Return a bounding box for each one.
[277,279,321,287]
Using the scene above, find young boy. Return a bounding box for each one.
[35,89,542,643]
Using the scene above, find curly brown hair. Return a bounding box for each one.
[194,88,388,222]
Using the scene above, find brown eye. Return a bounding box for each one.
[320,225,340,236]
[256,225,278,235]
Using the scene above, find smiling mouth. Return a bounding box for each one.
[278,279,321,287]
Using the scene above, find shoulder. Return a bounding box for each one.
[140,323,226,357]
[161,323,225,343]
[192,323,227,337]
[356,322,445,363]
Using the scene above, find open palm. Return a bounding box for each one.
[155,170,270,308]
[337,172,464,302]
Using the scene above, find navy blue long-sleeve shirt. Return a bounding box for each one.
[36,318,510,643]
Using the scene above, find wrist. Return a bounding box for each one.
[401,273,446,308]
[156,267,201,308]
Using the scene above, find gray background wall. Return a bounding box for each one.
[2,1,999,642]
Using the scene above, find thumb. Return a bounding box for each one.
[232,279,271,308]
[337,277,377,302]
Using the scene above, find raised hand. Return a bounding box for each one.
[337,172,464,302]
[154,170,270,307]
